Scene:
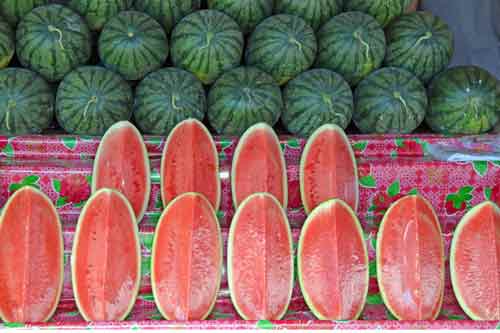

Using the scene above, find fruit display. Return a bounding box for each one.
[274,0,341,31]
[0,19,14,69]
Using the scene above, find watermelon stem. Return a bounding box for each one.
[354,31,370,60]
[83,96,98,118]
[48,25,65,50]
[5,100,15,131]
[414,31,433,47]
[289,38,302,52]
[171,94,181,111]
[393,92,410,114]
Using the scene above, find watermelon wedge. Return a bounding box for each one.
[0,187,63,323]
[450,201,500,320]
[72,189,141,321]
[161,119,220,211]
[377,195,445,320]
[298,199,368,320]
[228,193,293,320]
[151,193,222,320]
[231,123,287,209]
[92,121,151,222]
[300,124,358,214]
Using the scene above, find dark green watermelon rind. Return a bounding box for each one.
[0,20,14,69]
[274,0,341,31]
[0,0,49,26]
[68,0,133,31]
[134,0,201,33]
[343,0,412,27]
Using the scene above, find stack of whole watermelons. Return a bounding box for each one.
[0,0,498,136]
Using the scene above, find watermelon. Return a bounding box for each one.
[161,119,220,211]
[300,124,358,214]
[316,11,386,87]
[68,0,133,31]
[0,0,48,26]
[377,195,445,320]
[56,66,133,135]
[134,0,201,34]
[353,67,428,134]
[426,66,499,135]
[385,11,454,83]
[0,20,14,69]
[0,187,63,323]
[0,68,54,135]
[231,123,287,208]
[207,66,283,136]
[245,14,317,85]
[298,199,368,320]
[282,69,353,137]
[134,67,206,135]
[274,0,341,31]
[98,10,168,81]
[72,189,141,321]
[171,9,244,85]
[16,4,92,82]
[228,193,293,320]
[343,0,412,27]
[450,201,500,320]
[92,121,151,222]
[207,0,273,34]
[151,193,222,320]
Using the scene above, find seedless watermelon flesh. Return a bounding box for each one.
[377,195,445,320]
[0,187,63,323]
[152,193,222,320]
[228,193,294,320]
[298,199,368,320]
[450,201,500,320]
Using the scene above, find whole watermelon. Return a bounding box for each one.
[98,10,168,81]
[385,11,454,83]
[0,0,48,26]
[245,14,317,85]
[134,67,206,135]
[171,9,244,85]
[282,69,353,137]
[0,19,14,69]
[134,0,201,34]
[68,0,134,31]
[207,0,273,34]
[0,68,54,135]
[353,67,428,134]
[426,66,499,135]
[56,66,133,135]
[343,0,412,27]
[316,11,385,87]
[16,4,92,82]
[208,66,283,135]
[274,0,342,31]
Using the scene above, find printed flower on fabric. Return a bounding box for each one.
[445,186,474,215]
[370,180,404,224]
[53,174,91,207]
[484,184,500,206]
[396,139,424,156]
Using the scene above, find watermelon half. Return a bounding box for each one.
[161,119,220,211]
[92,121,151,222]
[450,201,500,320]
[300,124,359,214]
[298,199,368,320]
[0,186,63,323]
[72,189,141,321]
[151,193,222,320]
[228,193,294,320]
[231,123,287,208]
[377,195,445,320]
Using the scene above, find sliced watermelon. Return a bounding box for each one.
[300,124,359,214]
[231,123,287,208]
[72,189,141,321]
[377,195,445,320]
[450,201,500,320]
[151,193,222,320]
[92,121,151,222]
[228,193,293,320]
[161,119,220,211]
[298,199,368,320]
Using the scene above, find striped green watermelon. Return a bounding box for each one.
[134,67,207,135]
[316,11,385,87]
[245,14,317,85]
[282,69,353,137]
[134,0,201,33]
[274,0,342,31]
[208,66,283,135]
[55,66,134,135]
[426,66,499,135]
[353,67,427,134]
[385,11,454,83]
[171,9,244,85]
[343,0,412,27]
[0,68,54,135]
[207,0,273,34]
[16,4,92,82]
[0,0,48,26]
[0,19,14,69]
[68,0,134,31]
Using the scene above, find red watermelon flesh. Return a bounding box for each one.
[0,187,63,323]
[231,123,287,208]
[450,201,500,320]
[228,193,293,320]
[92,121,151,222]
[377,195,445,320]
[152,193,222,320]
[72,189,141,321]
[298,199,368,320]
[161,119,220,210]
